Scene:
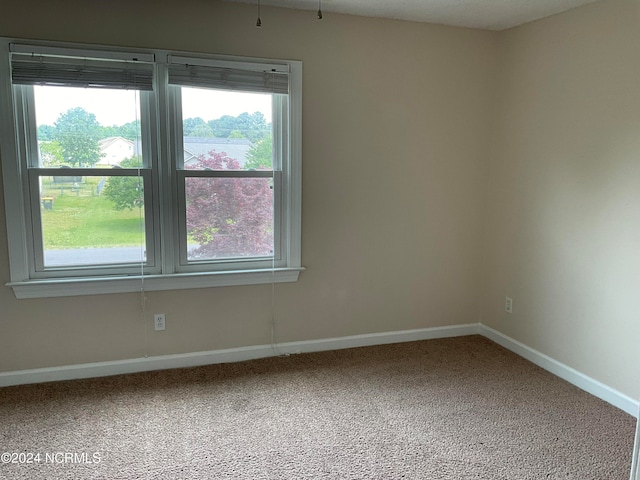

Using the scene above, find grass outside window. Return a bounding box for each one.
[40,176,144,250]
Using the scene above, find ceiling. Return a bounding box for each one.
[223,0,601,30]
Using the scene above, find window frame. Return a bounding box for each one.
[0,38,303,298]
[16,85,160,279]
[167,85,285,273]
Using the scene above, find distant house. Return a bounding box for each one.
[111,136,253,167]
[183,137,252,167]
[97,137,134,166]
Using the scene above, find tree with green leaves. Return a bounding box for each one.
[39,141,64,166]
[54,107,103,167]
[245,135,273,170]
[102,157,144,210]
[185,151,273,258]
[37,124,56,141]
[191,123,215,138]
[116,120,142,141]
[208,112,270,142]
[183,117,208,136]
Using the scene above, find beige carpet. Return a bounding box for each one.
[0,335,635,479]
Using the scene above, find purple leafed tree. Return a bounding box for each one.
[185,151,273,259]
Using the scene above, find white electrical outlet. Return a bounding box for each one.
[505,297,513,314]
[154,313,166,331]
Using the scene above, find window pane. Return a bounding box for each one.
[185,177,273,260]
[34,86,142,168]
[39,175,146,267]
[180,87,272,171]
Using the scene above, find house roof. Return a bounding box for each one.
[183,137,253,166]
[98,136,134,149]
[125,137,253,166]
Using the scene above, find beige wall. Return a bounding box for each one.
[482,0,640,399]
[0,1,497,371]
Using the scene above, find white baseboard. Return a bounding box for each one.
[0,323,481,388]
[479,325,639,417]
[1,322,637,420]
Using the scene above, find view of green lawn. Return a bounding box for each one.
[40,177,144,250]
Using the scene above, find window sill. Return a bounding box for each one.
[7,267,305,299]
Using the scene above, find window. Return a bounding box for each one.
[0,40,303,298]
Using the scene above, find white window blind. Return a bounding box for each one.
[167,56,289,94]
[11,49,154,90]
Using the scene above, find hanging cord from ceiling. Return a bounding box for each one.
[256,0,323,26]
[256,0,262,27]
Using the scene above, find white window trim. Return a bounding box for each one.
[6,268,305,299]
[0,39,304,299]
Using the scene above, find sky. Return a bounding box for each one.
[33,86,272,127]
